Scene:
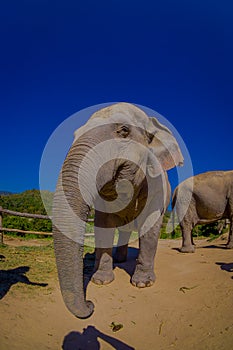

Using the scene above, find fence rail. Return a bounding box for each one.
[0,207,51,219]
[0,206,94,244]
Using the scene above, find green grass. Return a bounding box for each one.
[0,224,225,300]
[0,243,56,297]
[2,231,53,240]
[84,230,139,248]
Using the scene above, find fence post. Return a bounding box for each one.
[0,207,3,245]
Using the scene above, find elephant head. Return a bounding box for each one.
[52,102,183,318]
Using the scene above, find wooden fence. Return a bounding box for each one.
[0,206,94,245]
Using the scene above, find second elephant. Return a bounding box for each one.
[172,170,233,253]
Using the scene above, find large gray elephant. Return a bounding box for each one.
[52,103,183,318]
[172,170,233,253]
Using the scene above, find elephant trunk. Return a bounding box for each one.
[52,141,95,318]
[53,227,94,318]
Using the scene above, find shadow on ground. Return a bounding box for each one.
[0,266,48,299]
[216,262,233,273]
[62,325,135,350]
[172,244,230,253]
[113,247,138,277]
[201,244,228,250]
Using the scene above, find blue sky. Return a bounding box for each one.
[1,0,233,193]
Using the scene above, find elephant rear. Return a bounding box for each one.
[172,171,233,252]
[171,178,194,223]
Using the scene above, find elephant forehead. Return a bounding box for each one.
[73,103,150,142]
[109,113,139,126]
[73,119,147,144]
[90,102,149,122]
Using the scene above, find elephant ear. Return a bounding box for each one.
[146,117,184,177]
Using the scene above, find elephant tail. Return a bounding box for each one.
[171,186,178,210]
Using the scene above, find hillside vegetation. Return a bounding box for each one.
[0,190,227,240]
[0,190,53,236]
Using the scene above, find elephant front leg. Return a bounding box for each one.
[115,230,132,263]
[91,226,115,285]
[131,218,162,288]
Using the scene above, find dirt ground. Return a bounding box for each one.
[1,235,233,350]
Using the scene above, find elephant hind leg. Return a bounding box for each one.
[226,217,233,249]
[180,221,195,253]
[115,230,132,263]
[226,198,233,248]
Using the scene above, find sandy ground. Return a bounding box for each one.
[1,236,233,350]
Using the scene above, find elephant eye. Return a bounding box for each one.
[116,125,130,138]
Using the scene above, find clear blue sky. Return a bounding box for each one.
[1,0,233,193]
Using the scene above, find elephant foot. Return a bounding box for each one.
[131,265,155,288]
[114,245,128,263]
[226,242,233,249]
[92,251,114,285]
[179,245,195,253]
[91,270,114,285]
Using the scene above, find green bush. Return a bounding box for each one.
[0,190,53,238]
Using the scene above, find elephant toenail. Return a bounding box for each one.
[137,282,146,288]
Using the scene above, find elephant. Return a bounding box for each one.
[52,102,184,318]
[172,170,233,253]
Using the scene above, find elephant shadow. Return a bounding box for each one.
[83,247,138,290]
[201,243,229,250]
[0,266,48,299]
[172,243,229,253]
[62,325,135,350]
[216,262,233,275]
[113,247,138,276]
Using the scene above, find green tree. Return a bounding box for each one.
[0,190,53,237]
